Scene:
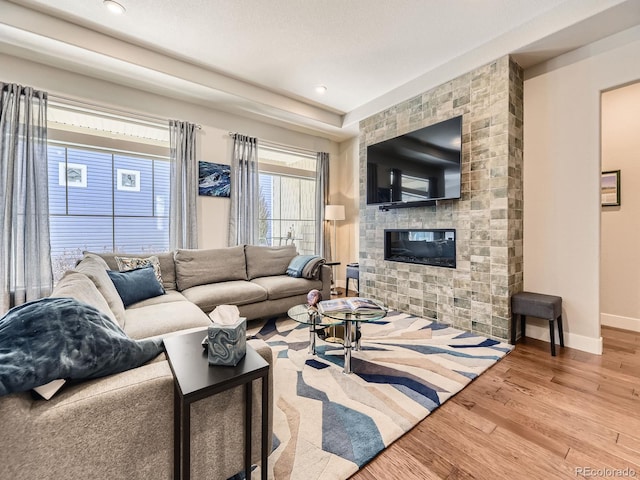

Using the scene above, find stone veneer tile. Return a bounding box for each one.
[359,56,523,342]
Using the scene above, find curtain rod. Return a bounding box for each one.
[228,131,318,157]
[49,94,201,130]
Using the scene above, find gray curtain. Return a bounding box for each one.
[0,83,53,314]
[228,134,259,246]
[315,152,330,258]
[169,120,198,250]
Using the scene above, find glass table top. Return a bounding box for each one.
[287,304,339,326]
[287,301,387,326]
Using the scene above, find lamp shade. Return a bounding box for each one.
[325,204,345,221]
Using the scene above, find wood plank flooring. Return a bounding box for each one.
[348,322,640,479]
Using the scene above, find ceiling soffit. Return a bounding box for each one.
[1,0,639,141]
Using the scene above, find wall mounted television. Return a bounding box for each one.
[366,115,462,209]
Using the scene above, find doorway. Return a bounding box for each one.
[600,81,640,334]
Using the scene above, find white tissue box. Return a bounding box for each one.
[207,317,246,366]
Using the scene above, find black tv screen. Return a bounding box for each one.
[366,116,462,206]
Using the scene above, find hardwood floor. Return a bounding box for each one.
[346,313,640,479]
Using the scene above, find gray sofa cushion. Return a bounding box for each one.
[51,271,117,325]
[250,275,324,301]
[181,281,268,313]
[127,290,188,309]
[123,301,210,340]
[238,294,311,321]
[245,245,297,280]
[74,255,126,327]
[90,251,178,291]
[175,246,247,290]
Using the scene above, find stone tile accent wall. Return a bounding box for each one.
[358,55,523,341]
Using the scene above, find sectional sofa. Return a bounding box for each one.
[95,244,331,337]
[0,244,331,479]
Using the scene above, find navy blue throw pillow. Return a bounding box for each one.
[107,265,165,306]
[0,297,164,397]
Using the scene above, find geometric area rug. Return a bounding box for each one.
[246,311,513,480]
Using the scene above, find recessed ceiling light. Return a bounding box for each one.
[314,85,327,95]
[104,0,126,14]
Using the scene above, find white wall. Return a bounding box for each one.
[196,129,232,248]
[523,25,640,354]
[1,52,339,249]
[600,81,640,332]
[332,137,360,289]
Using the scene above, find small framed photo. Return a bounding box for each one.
[601,170,620,206]
[58,162,87,188]
[117,169,140,192]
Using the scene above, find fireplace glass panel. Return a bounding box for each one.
[384,229,456,268]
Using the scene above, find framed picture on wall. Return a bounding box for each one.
[601,170,620,206]
[58,162,87,188]
[117,169,141,192]
[198,161,231,197]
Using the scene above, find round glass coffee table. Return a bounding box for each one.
[287,301,387,374]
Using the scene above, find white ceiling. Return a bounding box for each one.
[1,0,640,141]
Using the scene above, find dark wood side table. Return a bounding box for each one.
[164,329,269,480]
[325,261,341,295]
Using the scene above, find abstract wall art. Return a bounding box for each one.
[198,161,230,197]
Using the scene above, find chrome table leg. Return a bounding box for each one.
[343,319,352,374]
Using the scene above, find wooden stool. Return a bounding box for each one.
[511,292,564,356]
[346,264,359,294]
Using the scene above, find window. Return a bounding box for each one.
[258,147,317,255]
[401,173,430,201]
[48,145,170,280]
[46,102,171,281]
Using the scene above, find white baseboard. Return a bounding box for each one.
[601,313,640,333]
[524,323,603,355]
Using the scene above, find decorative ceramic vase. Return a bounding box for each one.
[307,289,322,307]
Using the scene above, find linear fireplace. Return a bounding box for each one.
[384,229,456,268]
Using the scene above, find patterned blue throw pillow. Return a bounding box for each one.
[0,297,164,397]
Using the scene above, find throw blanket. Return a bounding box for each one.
[0,297,164,397]
[287,255,326,279]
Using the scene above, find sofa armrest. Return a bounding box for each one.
[318,264,332,300]
[0,349,274,480]
[0,360,176,480]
